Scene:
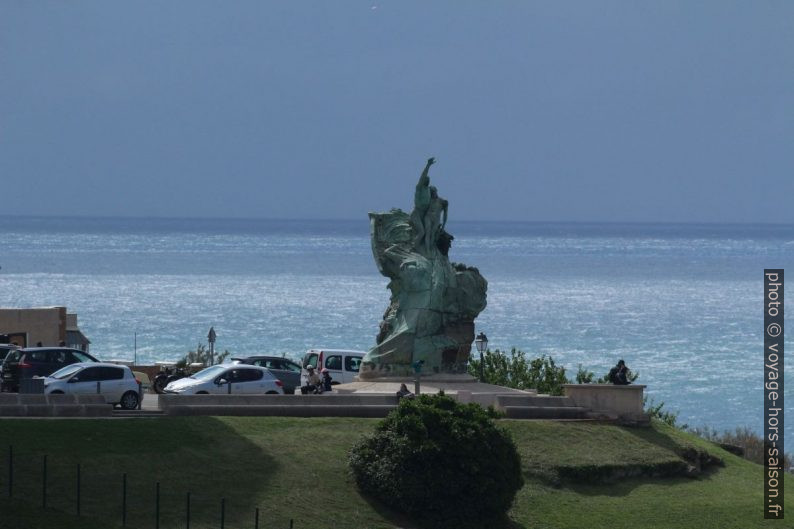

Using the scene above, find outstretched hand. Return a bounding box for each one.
[426,157,435,167]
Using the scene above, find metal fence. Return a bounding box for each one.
[2,445,295,529]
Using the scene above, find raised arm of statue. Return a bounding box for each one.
[417,157,435,188]
[414,157,435,210]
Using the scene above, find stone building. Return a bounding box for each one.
[0,307,91,352]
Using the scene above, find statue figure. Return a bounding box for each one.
[410,158,449,256]
[360,158,487,378]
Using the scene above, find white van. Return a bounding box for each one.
[299,349,366,386]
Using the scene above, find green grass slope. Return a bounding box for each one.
[506,420,790,529]
[0,417,789,529]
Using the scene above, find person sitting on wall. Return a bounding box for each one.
[300,365,322,395]
[396,383,415,400]
[608,360,631,385]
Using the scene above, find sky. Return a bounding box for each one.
[1,1,792,223]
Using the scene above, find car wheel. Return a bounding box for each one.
[265,391,279,394]
[49,390,64,394]
[196,391,209,394]
[120,391,140,410]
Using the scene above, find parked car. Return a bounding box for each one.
[0,344,20,390]
[41,362,141,410]
[299,349,365,387]
[0,344,19,359]
[163,364,284,395]
[1,347,98,393]
[231,356,301,394]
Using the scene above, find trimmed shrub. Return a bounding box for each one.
[349,393,523,528]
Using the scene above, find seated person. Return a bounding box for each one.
[396,383,415,400]
[300,365,322,394]
[608,360,630,385]
[321,368,333,392]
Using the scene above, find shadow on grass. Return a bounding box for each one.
[539,422,725,497]
[0,417,279,529]
[562,463,724,498]
[357,490,528,529]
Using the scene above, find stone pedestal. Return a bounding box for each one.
[563,384,647,421]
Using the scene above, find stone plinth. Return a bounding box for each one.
[563,384,647,421]
[338,375,534,408]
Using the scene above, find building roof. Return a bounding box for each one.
[66,329,91,345]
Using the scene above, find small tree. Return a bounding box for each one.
[468,348,569,395]
[644,396,684,428]
[349,393,523,528]
[176,343,229,368]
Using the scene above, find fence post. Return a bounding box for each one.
[96,381,101,394]
[8,446,12,498]
[155,482,160,529]
[42,455,47,509]
[138,381,143,410]
[122,473,127,527]
[255,507,259,529]
[289,519,294,529]
[227,381,232,394]
[76,463,81,516]
[186,491,190,529]
[220,497,225,529]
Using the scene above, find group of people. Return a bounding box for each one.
[300,365,333,394]
[299,365,418,400]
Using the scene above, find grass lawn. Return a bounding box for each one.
[0,417,789,529]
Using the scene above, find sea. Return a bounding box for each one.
[0,216,791,439]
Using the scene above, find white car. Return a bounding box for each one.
[42,362,141,410]
[163,364,284,395]
[299,349,365,386]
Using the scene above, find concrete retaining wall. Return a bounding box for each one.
[0,393,112,417]
[159,393,400,417]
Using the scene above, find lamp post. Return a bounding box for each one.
[474,332,488,382]
[207,327,216,366]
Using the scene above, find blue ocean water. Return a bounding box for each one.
[0,216,791,438]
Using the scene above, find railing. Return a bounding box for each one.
[2,445,295,528]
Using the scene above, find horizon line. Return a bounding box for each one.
[1,213,794,228]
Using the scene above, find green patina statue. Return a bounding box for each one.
[359,158,487,378]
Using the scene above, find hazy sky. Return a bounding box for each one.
[2,1,792,223]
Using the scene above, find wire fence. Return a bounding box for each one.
[1,445,295,529]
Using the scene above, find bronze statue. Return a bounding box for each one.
[360,158,487,377]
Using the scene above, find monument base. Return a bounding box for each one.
[354,372,477,384]
[336,375,532,408]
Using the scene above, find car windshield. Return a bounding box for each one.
[303,353,318,369]
[49,364,84,380]
[190,365,227,381]
[72,351,96,362]
[4,350,21,364]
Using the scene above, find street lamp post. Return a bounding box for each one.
[474,332,488,382]
[207,327,216,366]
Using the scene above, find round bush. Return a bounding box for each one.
[349,393,524,527]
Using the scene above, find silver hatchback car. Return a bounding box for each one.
[42,362,141,409]
[163,364,284,395]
